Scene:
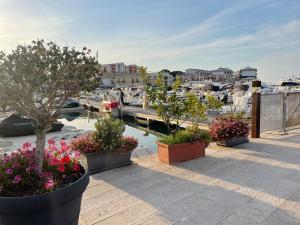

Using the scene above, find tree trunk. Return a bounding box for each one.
[35,127,46,173]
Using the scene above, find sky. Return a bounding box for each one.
[0,0,300,82]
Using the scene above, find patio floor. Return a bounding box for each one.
[79,128,300,225]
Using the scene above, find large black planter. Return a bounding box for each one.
[217,136,249,147]
[85,151,132,174]
[0,169,89,225]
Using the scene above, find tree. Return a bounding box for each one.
[141,67,223,134]
[142,68,184,132]
[0,40,98,172]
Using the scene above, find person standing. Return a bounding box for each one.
[118,88,125,106]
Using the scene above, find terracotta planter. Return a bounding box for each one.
[157,141,208,164]
[217,136,249,147]
[85,151,132,174]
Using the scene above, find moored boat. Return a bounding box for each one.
[0,114,64,137]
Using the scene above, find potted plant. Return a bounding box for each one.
[141,68,222,164]
[157,125,211,164]
[0,141,89,225]
[70,116,138,174]
[0,40,98,225]
[209,114,250,147]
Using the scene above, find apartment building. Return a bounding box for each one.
[148,72,174,86]
[184,67,233,82]
[211,67,234,82]
[103,63,141,75]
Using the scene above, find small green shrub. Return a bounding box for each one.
[92,116,125,152]
[159,130,191,145]
[159,126,211,145]
[185,125,211,143]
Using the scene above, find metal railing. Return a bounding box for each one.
[260,92,300,132]
[286,92,300,127]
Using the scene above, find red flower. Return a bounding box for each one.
[57,164,65,173]
[73,163,80,172]
[61,155,71,164]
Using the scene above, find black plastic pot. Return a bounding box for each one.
[0,169,89,225]
[217,136,249,147]
[85,151,132,174]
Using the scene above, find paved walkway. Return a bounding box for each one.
[80,129,300,225]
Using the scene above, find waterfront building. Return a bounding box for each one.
[234,67,257,81]
[100,63,144,87]
[184,67,233,82]
[148,71,174,86]
[211,67,234,83]
[103,63,141,75]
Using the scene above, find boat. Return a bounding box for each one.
[60,99,85,113]
[0,114,64,137]
[279,78,300,87]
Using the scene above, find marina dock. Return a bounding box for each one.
[80,99,210,130]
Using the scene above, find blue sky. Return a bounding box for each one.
[0,0,300,82]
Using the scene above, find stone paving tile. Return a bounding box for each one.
[80,129,300,225]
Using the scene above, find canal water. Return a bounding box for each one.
[0,111,158,155]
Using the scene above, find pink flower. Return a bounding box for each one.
[72,150,81,159]
[60,139,66,146]
[48,157,59,166]
[22,142,31,149]
[48,139,55,145]
[12,175,22,184]
[5,168,13,175]
[44,179,55,190]
[2,157,10,164]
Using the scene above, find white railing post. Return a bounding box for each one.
[280,93,288,135]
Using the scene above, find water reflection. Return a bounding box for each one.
[58,111,158,153]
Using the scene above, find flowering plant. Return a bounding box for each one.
[119,136,138,152]
[0,140,84,197]
[70,134,101,154]
[209,115,249,142]
[70,134,138,153]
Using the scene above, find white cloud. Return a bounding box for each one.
[0,1,72,50]
[0,0,298,82]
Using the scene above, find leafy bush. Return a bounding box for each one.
[206,95,224,110]
[185,125,211,143]
[70,134,101,154]
[92,116,125,152]
[0,141,83,197]
[209,115,249,142]
[119,136,138,152]
[159,126,211,145]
